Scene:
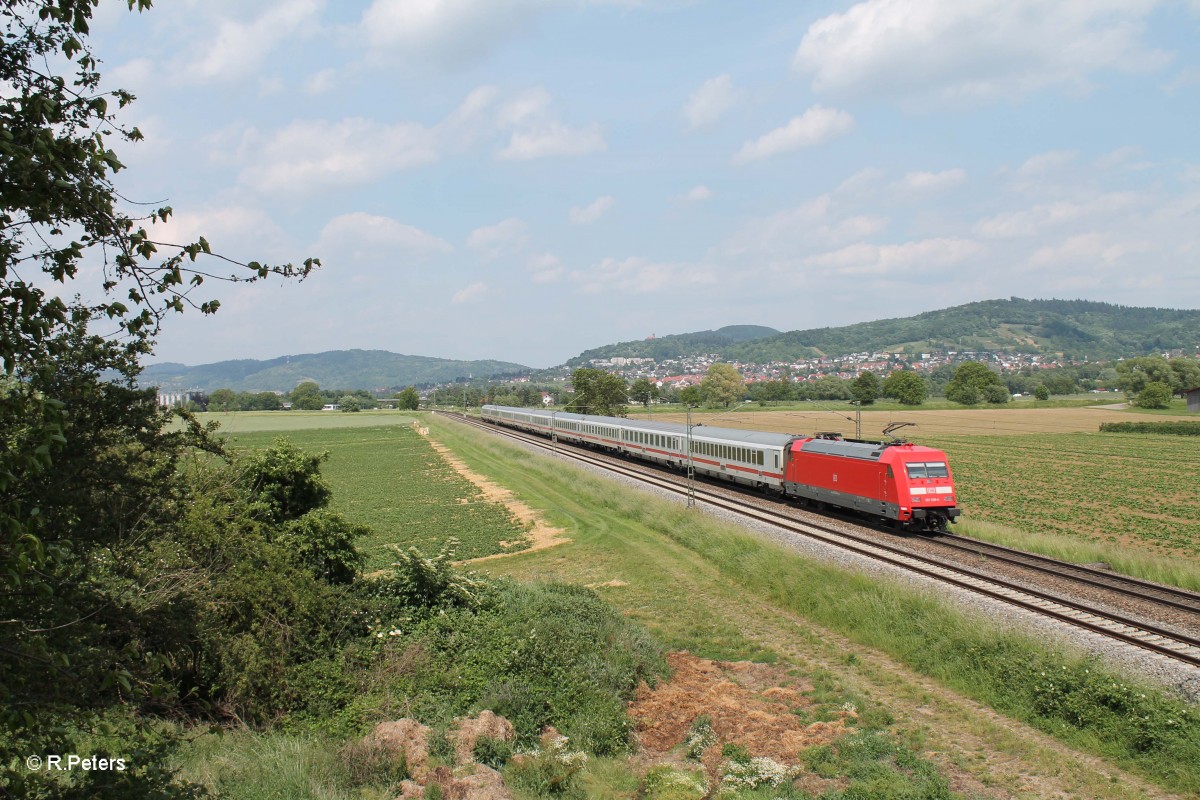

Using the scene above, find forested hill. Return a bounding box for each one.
[722,299,1200,362]
[566,325,780,366]
[141,350,531,392]
[563,299,1200,366]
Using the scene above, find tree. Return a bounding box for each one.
[700,363,745,407]
[850,372,880,405]
[1136,381,1172,409]
[208,387,238,411]
[679,385,703,407]
[629,378,659,409]
[254,391,282,411]
[1169,358,1200,394]
[0,2,316,792]
[1116,356,1176,400]
[570,367,628,416]
[882,370,928,406]
[290,380,324,410]
[396,386,420,410]
[1034,384,1051,401]
[338,394,361,412]
[983,383,1010,404]
[945,362,1005,405]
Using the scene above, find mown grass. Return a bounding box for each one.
[223,423,528,567]
[426,414,1200,798]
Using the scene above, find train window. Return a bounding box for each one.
[774,453,779,468]
[905,463,928,479]
[886,465,894,478]
[925,462,949,478]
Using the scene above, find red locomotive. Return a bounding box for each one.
[783,433,960,530]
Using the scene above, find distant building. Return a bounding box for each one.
[1185,387,1200,413]
[157,390,206,409]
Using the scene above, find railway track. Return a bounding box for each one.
[438,411,1200,669]
[929,533,1200,614]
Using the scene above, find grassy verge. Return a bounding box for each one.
[426,415,1200,798]
[224,424,528,567]
[953,517,1200,593]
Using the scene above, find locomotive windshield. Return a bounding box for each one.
[905,462,949,479]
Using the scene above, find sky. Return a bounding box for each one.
[77,0,1200,369]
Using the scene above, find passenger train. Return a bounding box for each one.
[480,405,961,531]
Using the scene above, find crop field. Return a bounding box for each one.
[195,409,415,433]
[654,405,1195,438]
[925,432,1200,556]
[223,423,528,569]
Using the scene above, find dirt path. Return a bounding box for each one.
[420,431,570,562]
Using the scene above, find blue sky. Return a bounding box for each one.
[83,0,1200,368]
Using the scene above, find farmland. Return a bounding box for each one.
[652,404,1200,567]
[220,422,529,568]
[927,432,1200,556]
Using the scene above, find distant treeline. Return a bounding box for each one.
[1099,421,1200,436]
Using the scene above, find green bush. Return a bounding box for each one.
[504,737,588,798]
[354,578,665,754]
[1135,381,1173,409]
[473,736,514,769]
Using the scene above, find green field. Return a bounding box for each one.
[223,422,528,568]
[929,432,1200,562]
[197,409,416,433]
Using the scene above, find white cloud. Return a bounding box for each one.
[835,168,885,199]
[571,257,717,294]
[725,194,888,256]
[1017,150,1080,177]
[315,213,453,257]
[569,195,615,225]
[359,0,544,68]
[1094,146,1148,171]
[451,281,488,304]
[684,74,740,128]
[492,87,607,161]
[233,85,605,192]
[305,68,336,94]
[899,169,966,193]
[497,122,605,161]
[795,0,1170,103]
[1028,233,1132,268]
[467,218,529,259]
[238,117,439,193]
[803,237,982,276]
[684,185,713,202]
[733,105,854,164]
[527,252,563,283]
[184,0,324,83]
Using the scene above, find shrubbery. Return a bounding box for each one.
[1099,421,1200,435]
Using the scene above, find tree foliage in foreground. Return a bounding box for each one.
[0,0,320,795]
